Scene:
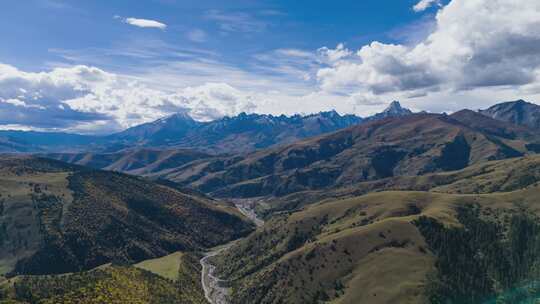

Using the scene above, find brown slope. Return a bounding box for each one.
[0,156,253,277]
[253,154,540,217]
[451,109,536,136]
[160,113,539,198]
[45,148,211,176]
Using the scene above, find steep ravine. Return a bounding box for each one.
[200,200,264,304]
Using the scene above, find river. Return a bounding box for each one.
[200,200,264,304]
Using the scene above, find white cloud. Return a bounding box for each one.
[3,55,392,133]
[123,17,167,30]
[169,83,257,121]
[0,62,355,133]
[2,98,45,109]
[0,64,118,132]
[3,0,540,134]
[413,0,442,12]
[317,0,540,98]
[187,29,208,43]
[317,43,353,64]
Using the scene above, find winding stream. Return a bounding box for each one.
[200,200,264,304]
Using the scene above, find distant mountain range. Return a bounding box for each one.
[0,110,367,154]
[109,110,364,154]
[115,102,416,153]
[42,100,540,186]
[3,99,540,157]
[0,101,413,154]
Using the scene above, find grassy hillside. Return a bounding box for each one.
[213,184,540,304]
[0,156,253,278]
[254,154,540,217]
[0,252,207,304]
[158,112,540,198]
[134,251,185,281]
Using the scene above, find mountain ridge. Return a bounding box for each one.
[479,99,540,129]
[153,110,540,198]
[0,110,368,154]
[5,99,540,155]
[0,156,253,277]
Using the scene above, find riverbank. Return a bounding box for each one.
[200,201,264,304]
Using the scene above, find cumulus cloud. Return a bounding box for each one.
[0,64,119,132]
[413,0,442,12]
[3,0,540,134]
[122,17,167,30]
[0,63,275,133]
[317,43,353,64]
[0,60,377,133]
[316,0,540,98]
[170,83,257,121]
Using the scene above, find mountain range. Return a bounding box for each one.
[44,100,540,198]
[140,109,539,197]
[0,110,365,154]
[0,101,419,154]
[6,99,540,156]
[3,99,540,304]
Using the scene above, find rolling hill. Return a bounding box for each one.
[252,154,540,217]
[211,155,540,303]
[0,156,253,278]
[46,148,211,176]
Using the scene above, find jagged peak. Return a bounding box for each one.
[382,101,412,114]
[157,111,195,123]
[219,110,362,122]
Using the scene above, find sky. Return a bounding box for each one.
[0,0,539,134]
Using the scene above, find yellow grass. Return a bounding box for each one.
[134,251,184,281]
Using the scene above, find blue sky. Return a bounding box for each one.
[1,0,431,71]
[0,0,539,134]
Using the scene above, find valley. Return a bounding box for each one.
[201,243,235,304]
[201,201,264,304]
[2,100,540,303]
